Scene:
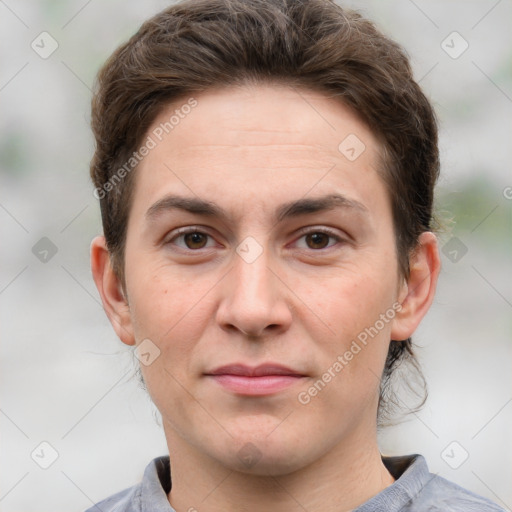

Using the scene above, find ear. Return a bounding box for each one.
[90,235,135,346]
[391,232,441,341]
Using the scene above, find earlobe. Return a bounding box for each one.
[90,236,135,346]
[391,232,441,341]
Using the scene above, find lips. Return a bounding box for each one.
[204,363,306,396]
[206,363,305,377]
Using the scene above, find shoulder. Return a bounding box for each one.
[404,472,506,512]
[84,483,142,512]
[382,454,506,512]
[357,454,506,511]
[83,456,171,512]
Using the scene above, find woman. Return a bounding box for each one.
[87,0,505,510]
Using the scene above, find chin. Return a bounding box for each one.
[212,428,314,476]
[226,448,310,476]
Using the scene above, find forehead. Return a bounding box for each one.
[130,83,388,223]
[150,83,379,160]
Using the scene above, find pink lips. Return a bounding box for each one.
[205,363,306,396]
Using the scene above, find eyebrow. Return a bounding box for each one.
[145,193,369,224]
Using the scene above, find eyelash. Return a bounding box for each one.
[165,226,345,252]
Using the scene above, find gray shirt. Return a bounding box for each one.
[85,454,505,511]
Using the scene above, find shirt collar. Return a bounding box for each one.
[138,453,430,511]
[354,454,433,511]
[139,456,175,511]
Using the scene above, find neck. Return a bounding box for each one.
[164,424,395,512]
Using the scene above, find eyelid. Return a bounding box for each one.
[290,226,347,250]
[165,225,348,252]
[164,225,218,245]
[293,225,344,239]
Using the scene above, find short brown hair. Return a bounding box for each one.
[90,0,439,425]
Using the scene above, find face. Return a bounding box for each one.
[109,84,413,475]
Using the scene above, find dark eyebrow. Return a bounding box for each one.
[145,193,369,224]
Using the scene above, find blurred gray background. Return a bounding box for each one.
[1,1,511,511]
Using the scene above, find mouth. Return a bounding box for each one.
[204,363,307,396]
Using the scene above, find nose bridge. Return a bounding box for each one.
[232,235,274,305]
[217,233,290,337]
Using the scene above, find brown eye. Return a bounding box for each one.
[183,232,208,249]
[305,232,331,249]
[295,228,342,251]
[167,228,215,251]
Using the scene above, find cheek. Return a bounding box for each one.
[315,264,396,334]
[127,270,202,417]
[126,264,219,386]
[127,260,205,338]
[309,267,396,389]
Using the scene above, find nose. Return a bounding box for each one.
[215,242,293,339]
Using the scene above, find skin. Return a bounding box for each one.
[91,83,440,512]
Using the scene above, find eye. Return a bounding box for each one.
[294,228,344,250]
[166,227,216,250]
[165,226,345,252]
